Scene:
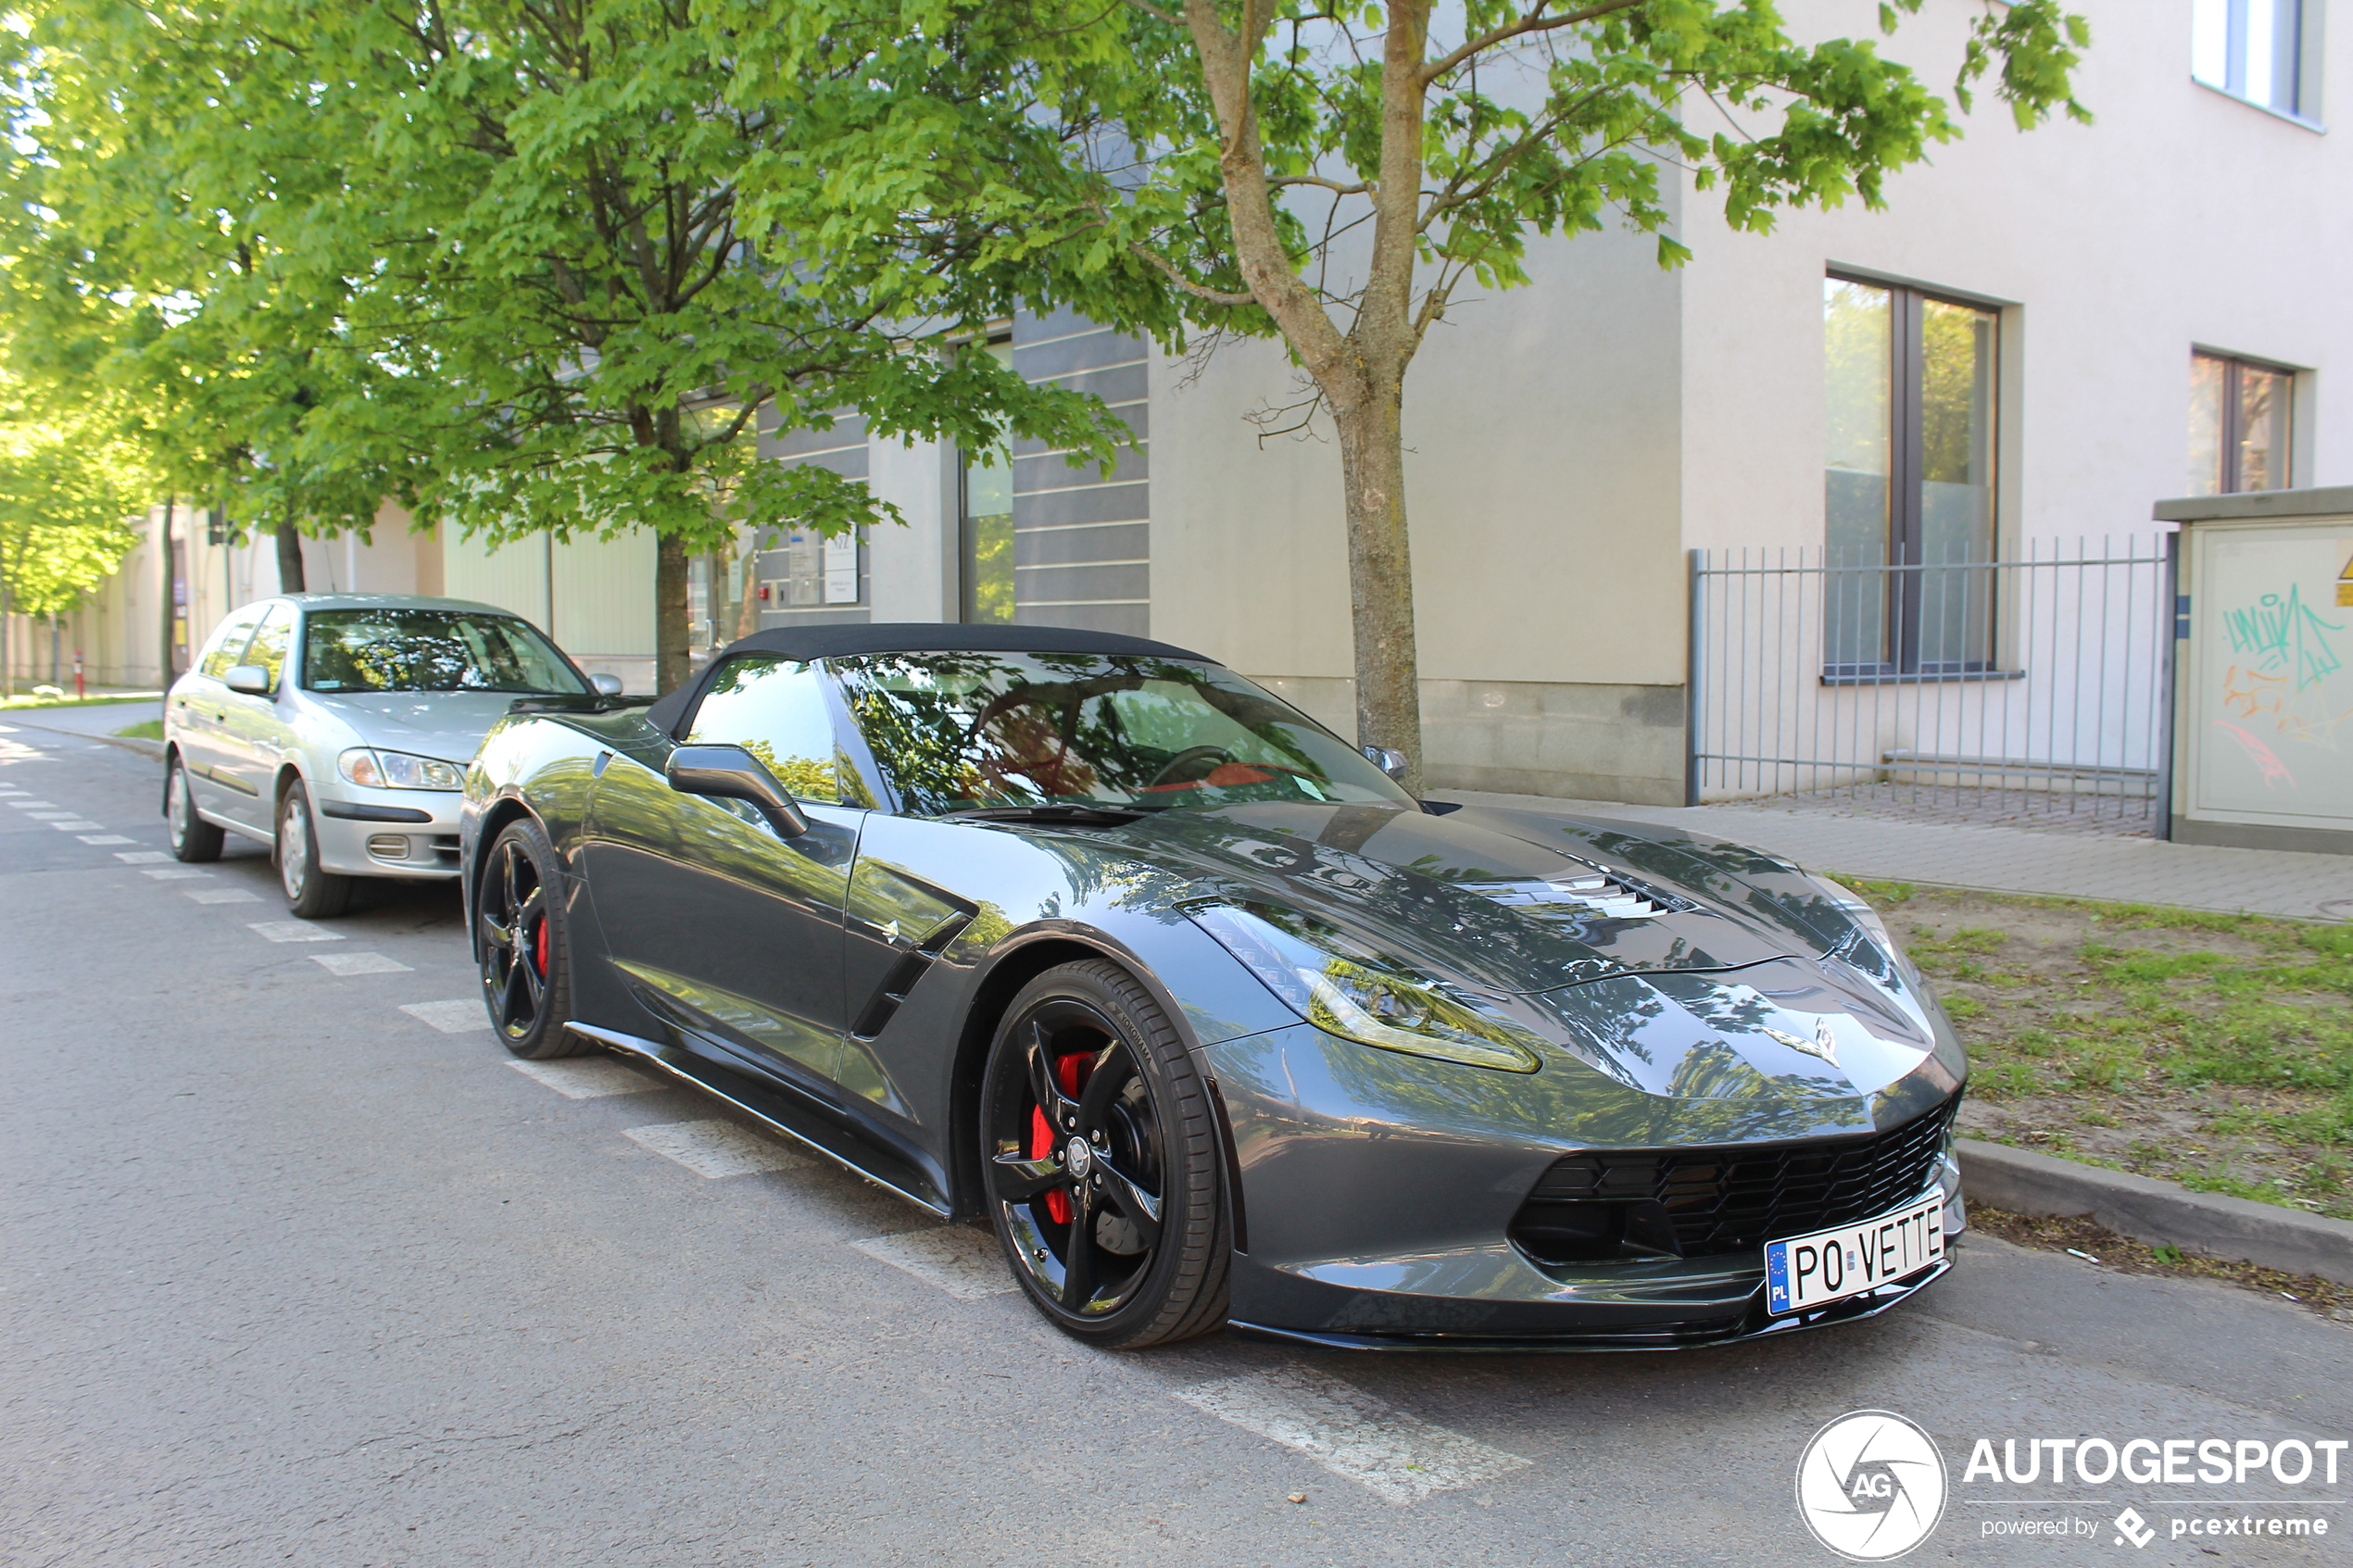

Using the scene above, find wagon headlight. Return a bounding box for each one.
[1187,902,1543,1073]
[338,747,465,791]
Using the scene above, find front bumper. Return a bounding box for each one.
[1202,1022,1965,1349]
[313,793,464,880]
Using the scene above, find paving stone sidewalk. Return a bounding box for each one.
[1438,787,2353,922]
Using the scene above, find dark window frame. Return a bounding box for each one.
[2193,349,2298,495]
[1824,273,2005,681]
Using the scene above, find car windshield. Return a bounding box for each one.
[831,651,1418,816]
[301,609,589,696]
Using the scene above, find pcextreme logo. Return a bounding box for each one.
[1794,1410,1948,1562]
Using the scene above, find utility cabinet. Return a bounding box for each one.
[2156,485,2353,856]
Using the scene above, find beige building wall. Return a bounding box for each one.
[1679,0,2350,562]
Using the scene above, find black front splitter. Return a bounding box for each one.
[1225,1255,1952,1353]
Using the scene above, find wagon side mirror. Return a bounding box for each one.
[665,744,810,839]
[589,673,623,697]
[1363,745,1409,783]
[224,664,271,697]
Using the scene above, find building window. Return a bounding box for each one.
[961,338,1015,624]
[2187,351,2295,495]
[2193,0,2312,119]
[1823,276,2000,676]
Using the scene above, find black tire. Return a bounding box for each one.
[275,778,354,919]
[980,960,1229,1349]
[477,817,584,1060]
[165,755,223,863]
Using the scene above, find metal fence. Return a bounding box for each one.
[1686,538,2177,827]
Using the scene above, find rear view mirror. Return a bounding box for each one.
[589,673,623,696]
[664,745,810,838]
[1362,745,1409,783]
[224,664,271,697]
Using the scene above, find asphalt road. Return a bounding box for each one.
[4,719,2348,1568]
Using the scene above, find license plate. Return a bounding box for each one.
[1765,1193,1945,1314]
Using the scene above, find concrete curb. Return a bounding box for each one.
[7,716,164,761]
[1957,1137,2353,1286]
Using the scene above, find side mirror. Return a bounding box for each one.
[589,673,623,697]
[664,744,810,838]
[1363,745,1409,783]
[224,664,271,697]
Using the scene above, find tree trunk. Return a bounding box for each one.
[157,500,176,686]
[1,569,13,699]
[655,532,693,695]
[1331,373,1425,796]
[275,514,306,593]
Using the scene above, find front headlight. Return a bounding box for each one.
[338,747,465,791]
[1187,902,1543,1073]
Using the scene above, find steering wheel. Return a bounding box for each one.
[1144,745,1232,791]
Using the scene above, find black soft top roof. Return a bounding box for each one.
[643,621,1214,736]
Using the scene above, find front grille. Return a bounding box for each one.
[1515,1097,1957,1261]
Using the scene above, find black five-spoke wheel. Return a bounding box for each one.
[478,818,581,1060]
[982,961,1227,1348]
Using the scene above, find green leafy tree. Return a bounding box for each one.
[0,4,420,587]
[0,388,148,696]
[243,0,1162,691]
[8,0,1180,691]
[993,0,2088,791]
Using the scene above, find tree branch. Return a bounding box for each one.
[1127,243,1256,306]
[1418,0,1647,87]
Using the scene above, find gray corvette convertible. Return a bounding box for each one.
[461,624,1967,1350]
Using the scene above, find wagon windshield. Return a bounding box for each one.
[302,609,589,696]
[830,652,1417,817]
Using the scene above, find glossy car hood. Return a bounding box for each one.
[1110,801,1806,996]
[1083,801,1958,1111]
[313,691,525,764]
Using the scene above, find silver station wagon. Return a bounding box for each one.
[163,594,614,915]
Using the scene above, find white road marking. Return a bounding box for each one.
[309,952,413,976]
[114,850,172,863]
[506,1057,660,1099]
[1171,1366,1532,1504]
[623,1119,808,1178]
[849,1227,1018,1300]
[399,998,489,1033]
[247,921,345,943]
[6,800,57,809]
[48,821,105,831]
[80,834,135,845]
[185,887,261,904]
[142,867,212,880]
[26,810,78,820]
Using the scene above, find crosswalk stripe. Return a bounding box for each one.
[1172,1366,1531,1503]
[849,1227,1019,1300]
[506,1058,661,1099]
[623,1119,807,1179]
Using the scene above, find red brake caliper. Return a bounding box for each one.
[1028,1053,1088,1223]
[533,919,548,977]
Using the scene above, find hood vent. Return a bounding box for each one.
[1479,870,1688,922]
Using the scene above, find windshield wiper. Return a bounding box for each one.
[941,804,1151,826]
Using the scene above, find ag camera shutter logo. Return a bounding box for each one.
[1795,1410,1948,1560]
